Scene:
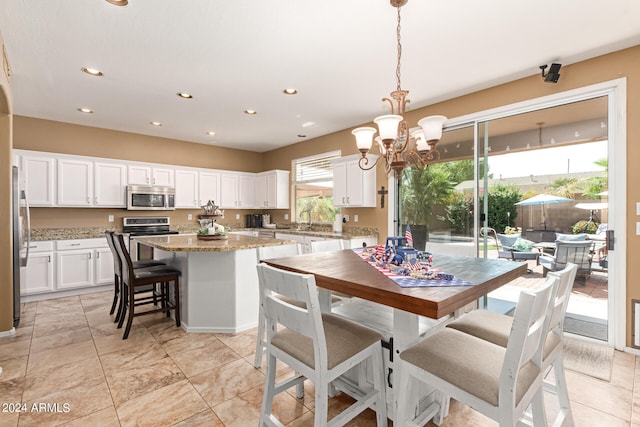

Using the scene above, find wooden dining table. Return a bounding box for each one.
[263,248,527,421]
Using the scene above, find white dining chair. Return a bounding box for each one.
[254,243,302,368]
[446,263,578,426]
[396,277,555,427]
[257,263,388,427]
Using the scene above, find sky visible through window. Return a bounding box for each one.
[488,140,607,179]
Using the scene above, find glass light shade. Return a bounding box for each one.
[374,114,403,140]
[411,130,429,151]
[352,127,376,151]
[418,115,447,141]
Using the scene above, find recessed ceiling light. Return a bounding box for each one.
[77,108,94,114]
[150,121,163,126]
[283,88,298,95]
[177,92,193,99]
[106,0,128,6]
[81,67,103,77]
[206,131,216,136]
[244,110,257,115]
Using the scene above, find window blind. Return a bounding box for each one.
[292,150,341,184]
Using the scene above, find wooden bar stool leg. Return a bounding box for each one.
[117,282,128,329]
[173,277,181,327]
[109,276,119,316]
[123,283,136,339]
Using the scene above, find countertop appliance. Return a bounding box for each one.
[246,214,262,229]
[12,165,30,328]
[123,216,179,261]
[126,185,175,211]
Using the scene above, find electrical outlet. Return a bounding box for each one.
[354,215,358,222]
[284,213,289,220]
[187,214,193,220]
[108,215,114,223]
[236,213,240,220]
[637,202,640,215]
[637,222,640,236]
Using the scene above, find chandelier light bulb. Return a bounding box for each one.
[411,130,429,151]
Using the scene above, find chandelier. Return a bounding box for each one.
[351,0,447,177]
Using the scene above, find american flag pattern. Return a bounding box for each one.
[354,247,475,288]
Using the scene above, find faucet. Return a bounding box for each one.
[299,210,312,230]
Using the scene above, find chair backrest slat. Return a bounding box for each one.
[113,233,134,285]
[258,263,326,349]
[310,239,344,253]
[257,244,301,260]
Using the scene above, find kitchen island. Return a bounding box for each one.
[134,234,298,333]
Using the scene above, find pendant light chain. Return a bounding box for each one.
[396,6,402,92]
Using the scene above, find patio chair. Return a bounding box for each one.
[481,228,539,265]
[539,239,594,284]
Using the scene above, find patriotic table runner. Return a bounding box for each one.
[353,247,475,288]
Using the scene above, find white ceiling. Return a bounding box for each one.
[1,0,639,153]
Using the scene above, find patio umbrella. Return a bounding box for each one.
[515,194,573,230]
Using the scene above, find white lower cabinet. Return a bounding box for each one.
[56,249,94,289]
[22,238,113,297]
[21,241,55,295]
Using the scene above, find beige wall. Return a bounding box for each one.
[3,45,639,345]
[0,28,14,333]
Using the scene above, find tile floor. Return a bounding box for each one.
[0,290,638,426]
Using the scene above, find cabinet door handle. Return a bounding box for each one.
[94,196,97,204]
[346,197,350,204]
[146,177,150,184]
[70,243,81,246]
[342,197,346,203]
[47,255,51,262]
[88,253,92,259]
[87,197,90,204]
[96,252,99,258]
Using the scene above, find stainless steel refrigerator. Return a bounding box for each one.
[12,165,30,327]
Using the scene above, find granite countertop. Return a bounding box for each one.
[31,225,378,241]
[133,234,298,252]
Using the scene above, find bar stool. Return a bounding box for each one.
[113,233,181,339]
[104,230,165,323]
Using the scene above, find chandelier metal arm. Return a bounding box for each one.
[358,153,380,171]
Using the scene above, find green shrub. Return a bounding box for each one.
[571,220,599,234]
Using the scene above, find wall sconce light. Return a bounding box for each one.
[539,63,562,83]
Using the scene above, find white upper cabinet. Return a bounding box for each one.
[199,170,220,207]
[255,170,289,209]
[330,154,377,207]
[94,162,127,207]
[127,165,174,186]
[21,154,56,206]
[174,168,199,208]
[57,158,93,206]
[220,172,255,209]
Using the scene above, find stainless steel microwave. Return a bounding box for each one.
[126,185,175,210]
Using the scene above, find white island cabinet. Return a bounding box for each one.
[139,234,297,333]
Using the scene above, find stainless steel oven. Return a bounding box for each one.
[126,185,175,210]
[123,216,179,261]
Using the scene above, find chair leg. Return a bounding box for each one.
[371,348,388,427]
[254,305,266,368]
[552,357,574,427]
[314,375,329,426]
[123,284,136,339]
[173,277,181,327]
[117,282,128,329]
[529,389,547,427]
[259,353,278,427]
[109,276,119,316]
